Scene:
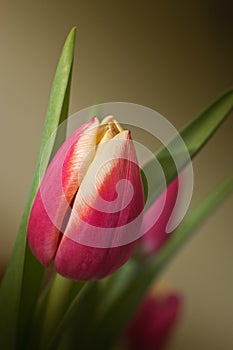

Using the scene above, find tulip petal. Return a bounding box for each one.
[54,130,144,280]
[54,237,136,280]
[27,117,99,265]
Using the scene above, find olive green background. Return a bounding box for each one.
[0,1,233,349]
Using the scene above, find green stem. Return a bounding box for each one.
[44,281,94,350]
[34,274,84,350]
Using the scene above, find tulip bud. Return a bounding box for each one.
[125,287,182,350]
[140,177,179,256]
[28,116,144,280]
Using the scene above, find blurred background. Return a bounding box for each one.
[0,1,233,349]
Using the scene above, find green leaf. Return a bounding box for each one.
[0,27,76,350]
[89,175,233,350]
[143,88,233,207]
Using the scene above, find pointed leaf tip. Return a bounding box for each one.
[0,27,77,349]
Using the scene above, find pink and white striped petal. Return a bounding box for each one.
[27,117,99,265]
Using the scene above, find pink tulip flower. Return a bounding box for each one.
[140,177,179,255]
[125,289,182,350]
[28,116,144,280]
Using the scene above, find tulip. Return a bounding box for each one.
[125,287,182,350]
[140,177,179,256]
[28,116,144,280]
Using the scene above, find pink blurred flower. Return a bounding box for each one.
[125,288,182,350]
[140,177,179,255]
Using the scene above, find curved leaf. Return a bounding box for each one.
[0,27,76,350]
[143,88,233,207]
